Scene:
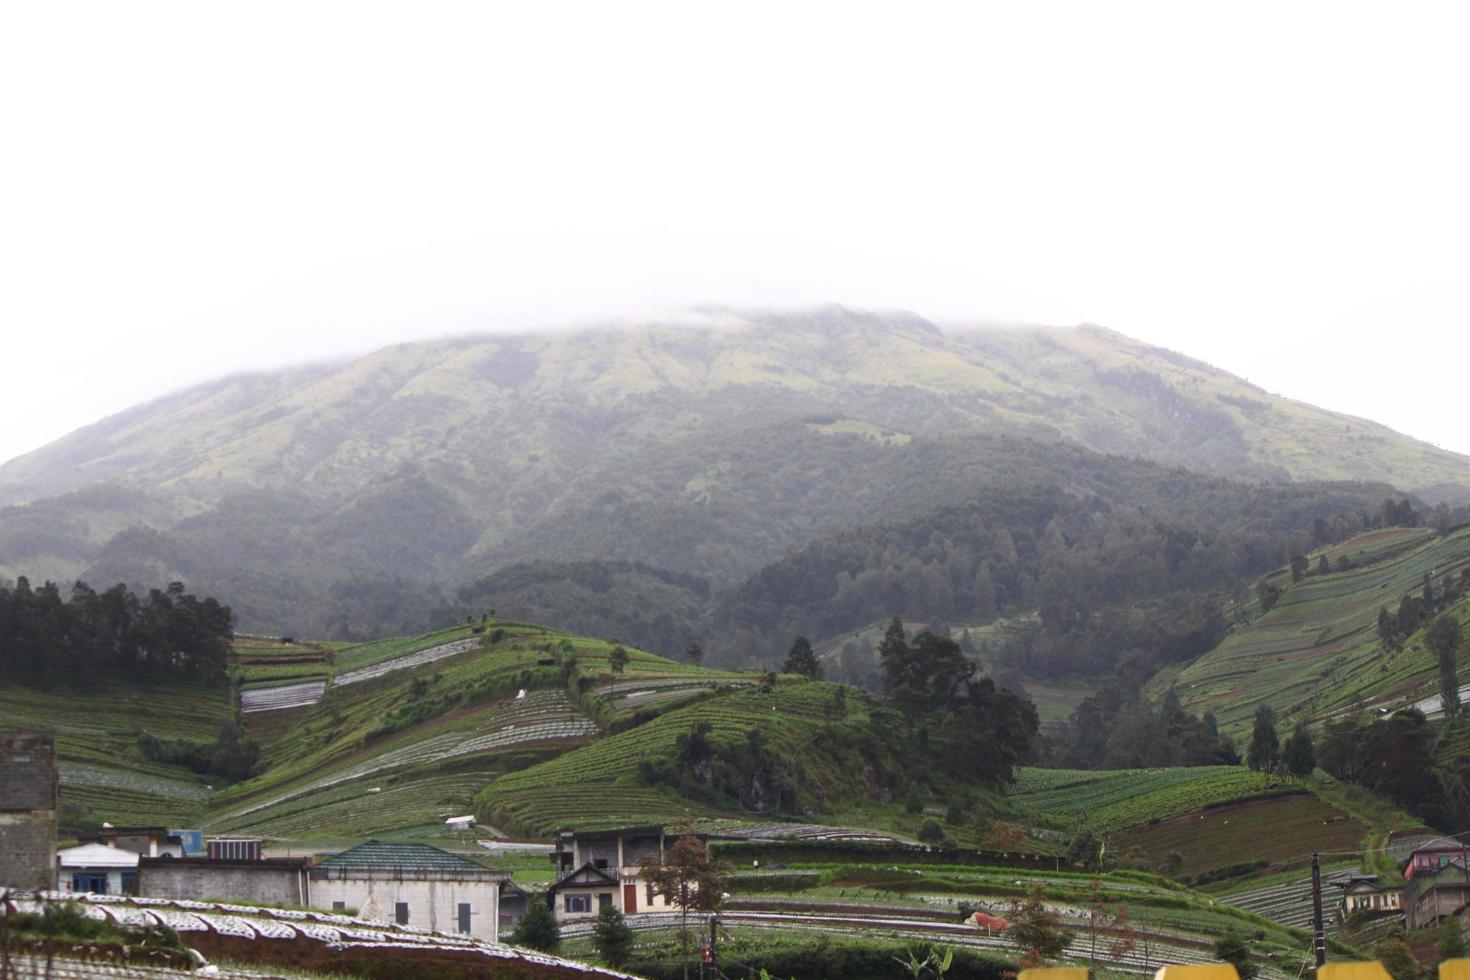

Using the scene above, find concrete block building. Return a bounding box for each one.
[139,855,311,905]
[0,731,57,890]
[309,840,507,942]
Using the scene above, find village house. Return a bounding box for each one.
[1403,862,1470,930]
[1335,874,1403,923]
[1402,841,1469,879]
[309,840,508,943]
[547,825,704,923]
[57,841,138,895]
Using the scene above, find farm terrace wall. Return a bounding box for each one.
[139,856,311,906]
[0,731,57,889]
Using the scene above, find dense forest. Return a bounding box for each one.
[455,561,710,657]
[0,577,234,686]
[713,484,1420,673]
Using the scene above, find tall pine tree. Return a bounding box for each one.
[1427,614,1463,719]
[782,636,821,678]
[1246,704,1280,776]
[1282,722,1316,778]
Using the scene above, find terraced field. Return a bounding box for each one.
[210,684,600,837]
[480,681,892,835]
[240,680,327,713]
[231,635,337,681]
[599,675,752,710]
[202,618,773,841]
[1011,766,1286,833]
[1119,794,1366,877]
[557,854,1329,978]
[0,677,232,828]
[333,636,483,686]
[1167,528,1470,732]
[1217,866,1359,932]
[233,629,490,722]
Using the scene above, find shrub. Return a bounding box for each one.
[509,895,560,953]
[591,904,634,967]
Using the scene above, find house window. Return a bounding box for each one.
[72,873,108,894]
[598,893,613,910]
[564,894,591,914]
[332,902,346,912]
[594,858,608,869]
[458,903,472,933]
[395,902,409,924]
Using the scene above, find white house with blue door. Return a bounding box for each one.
[57,842,138,895]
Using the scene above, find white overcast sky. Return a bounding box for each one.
[2,1,1468,466]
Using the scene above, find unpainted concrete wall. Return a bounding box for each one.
[0,732,57,889]
[310,876,501,943]
[139,863,308,906]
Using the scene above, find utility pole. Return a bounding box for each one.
[1311,852,1326,968]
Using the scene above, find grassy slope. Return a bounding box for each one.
[1010,766,1294,834]
[208,621,753,841]
[478,679,899,837]
[0,618,753,842]
[8,314,1466,506]
[1162,527,1470,734]
[983,324,1470,495]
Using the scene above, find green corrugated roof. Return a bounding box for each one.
[316,840,495,873]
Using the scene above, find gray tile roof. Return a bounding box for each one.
[316,840,496,874]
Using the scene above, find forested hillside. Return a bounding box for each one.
[712,472,1413,670]
[2,306,1467,645]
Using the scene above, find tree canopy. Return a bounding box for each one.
[0,577,233,688]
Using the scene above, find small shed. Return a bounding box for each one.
[207,837,262,861]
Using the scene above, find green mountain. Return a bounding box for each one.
[3,306,1467,642]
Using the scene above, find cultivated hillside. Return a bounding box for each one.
[1160,526,1470,733]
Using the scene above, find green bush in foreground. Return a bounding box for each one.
[591,904,635,968]
[509,895,560,953]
